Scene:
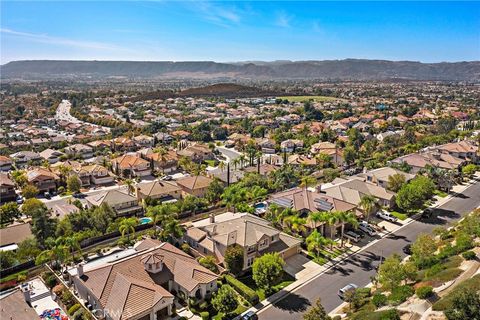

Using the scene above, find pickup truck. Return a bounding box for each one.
[359,221,377,236]
[376,210,398,222]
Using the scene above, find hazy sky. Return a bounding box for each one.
[1,1,479,64]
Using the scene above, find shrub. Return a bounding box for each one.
[372,293,388,308]
[68,304,81,315]
[181,243,191,254]
[200,311,210,320]
[44,274,58,289]
[388,285,414,305]
[52,284,65,296]
[356,287,371,298]
[199,255,219,273]
[72,309,86,320]
[332,316,342,320]
[462,250,476,260]
[416,286,433,299]
[60,290,76,308]
[225,274,259,304]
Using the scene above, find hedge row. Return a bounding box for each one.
[224,275,259,305]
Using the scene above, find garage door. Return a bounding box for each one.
[282,245,299,259]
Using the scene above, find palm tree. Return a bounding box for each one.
[308,211,330,235]
[218,161,226,172]
[124,179,135,195]
[147,204,172,227]
[337,211,359,247]
[306,230,332,257]
[221,185,246,213]
[58,164,72,184]
[327,212,341,249]
[64,236,81,263]
[231,157,241,170]
[119,217,137,242]
[283,215,306,235]
[160,218,184,242]
[359,195,377,222]
[300,175,316,190]
[238,154,247,168]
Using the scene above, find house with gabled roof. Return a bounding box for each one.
[26,168,59,194]
[176,175,213,198]
[112,154,151,178]
[70,240,218,320]
[85,189,143,217]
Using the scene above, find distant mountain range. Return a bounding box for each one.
[1,59,479,81]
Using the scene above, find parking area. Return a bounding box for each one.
[283,253,324,280]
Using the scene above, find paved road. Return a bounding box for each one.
[216,147,242,163]
[258,180,480,319]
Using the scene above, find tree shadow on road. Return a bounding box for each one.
[270,292,311,313]
[420,208,459,225]
[385,233,410,241]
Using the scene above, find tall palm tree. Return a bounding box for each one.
[308,211,330,235]
[64,236,81,263]
[218,161,226,172]
[160,218,184,242]
[147,204,172,227]
[124,179,135,195]
[359,195,377,222]
[337,211,359,247]
[238,155,247,168]
[283,215,306,235]
[232,157,241,170]
[306,230,332,257]
[327,212,341,249]
[119,217,137,242]
[300,175,316,190]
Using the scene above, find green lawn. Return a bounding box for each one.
[204,159,217,167]
[278,95,339,102]
[237,271,295,302]
[434,189,448,198]
[390,211,409,221]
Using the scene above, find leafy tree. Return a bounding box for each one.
[22,198,47,217]
[343,146,357,165]
[462,164,478,177]
[211,284,238,314]
[0,250,16,269]
[221,184,247,213]
[67,175,81,193]
[16,238,41,261]
[224,244,244,275]
[322,168,340,183]
[252,253,285,293]
[205,177,224,205]
[31,205,57,247]
[396,176,435,212]
[198,255,218,273]
[444,289,480,320]
[306,230,333,257]
[11,170,27,187]
[378,254,417,290]
[411,233,438,268]
[283,215,306,235]
[303,298,331,320]
[0,202,21,225]
[22,185,39,199]
[387,173,406,192]
[91,204,116,233]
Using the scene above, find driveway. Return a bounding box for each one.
[283,253,323,280]
[216,147,241,163]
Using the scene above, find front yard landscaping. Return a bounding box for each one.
[236,271,295,301]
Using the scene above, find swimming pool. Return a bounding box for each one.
[254,202,267,215]
[139,217,153,224]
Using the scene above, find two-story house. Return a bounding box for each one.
[85,189,143,217]
[136,180,182,204]
[0,156,13,172]
[39,148,65,164]
[26,168,59,194]
[185,214,302,272]
[0,173,16,204]
[10,151,42,168]
[112,154,152,178]
[69,239,218,320]
[64,144,94,159]
[176,175,213,198]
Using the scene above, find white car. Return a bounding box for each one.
[344,231,362,243]
[338,283,358,299]
[376,210,398,222]
[359,221,377,236]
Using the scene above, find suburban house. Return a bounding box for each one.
[355,167,415,189]
[310,141,344,166]
[177,144,213,163]
[82,164,115,186]
[141,149,179,173]
[39,148,65,164]
[87,140,112,152]
[287,154,316,166]
[256,138,276,154]
[111,136,136,151]
[207,167,244,185]
[243,163,279,176]
[9,151,42,168]
[133,135,155,148]
[391,151,465,174]
[136,180,183,203]
[86,189,143,217]
[64,143,94,159]
[176,175,213,198]
[112,154,152,178]
[26,168,60,194]
[0,172,16,204]
[322,178,396,208]
[268,187,359,237]
[184,214,302,271]
[428,140,478,164]
[0,155,13,171]
[280,139,304,153]
[0,223,33,252]
[70,239,218,320]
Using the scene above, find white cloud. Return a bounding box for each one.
[189,1,243,27]
[1,28,122,50]
[275,11,292,28]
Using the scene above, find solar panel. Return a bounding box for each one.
[314,198,333,211]
[271,198,293,208]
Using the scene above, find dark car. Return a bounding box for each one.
[73,193,86,199]
[421,208,433,219]
[403,244,412,255]
[242,311,258,320]
[44,192,51,199]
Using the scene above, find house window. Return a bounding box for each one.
[259,239,268,247]
[148,264,152,270]
[247,257,255,267]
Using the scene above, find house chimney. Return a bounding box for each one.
[209,213,215,224]
[77,262,84,278]
[21,283,31,303]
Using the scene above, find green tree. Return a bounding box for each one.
[91,203,116,233]
[337,211,359,247]
[322,168,340,183]
[387,173,406,192]
[0,251,16,269]
[462,164,478,177]
[221,184,247,213]
[11,170,27,187]
[411,233,438,268]
[21,198,46,217]
[31,206,57,247]
[252,253,285,293]
[444,289,480,320]
[211,284,238,315]
[198,255,218,273]
[306,230,332,257]
[359,195,377,222]
[124,179,135,195]
[118,217,137,242]
[224,244,244,275]
[378,254,417,290]
[283,215,307,235]
[67,175,81,193]
[396,176,435,212]
[0,202,21,225]
[205,177,224,205]
[343,146,357,165]
[16,238,41,261]
[303,298,331,320]
[22,185,39,199]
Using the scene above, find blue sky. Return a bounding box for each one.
[1,1,479,64]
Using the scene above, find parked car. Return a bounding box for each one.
[421,208,434,219]
[241,311,258,320]
[16,195,24,204]
[162,175,173,181]
[338,283,358,299]
[376,210,398,222]
[73,192,85,199]
[44,192,51,199]
[344,231,362,243]
[403,244,412,255]
[359,221,377,236]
